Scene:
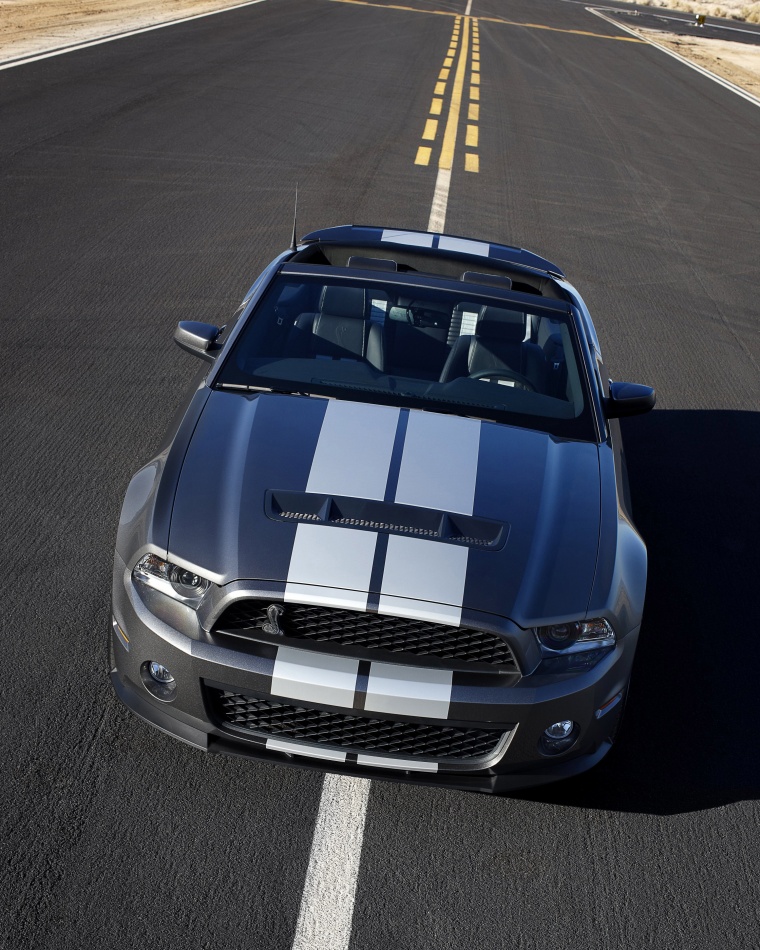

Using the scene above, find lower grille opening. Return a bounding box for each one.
[207,687,508,763]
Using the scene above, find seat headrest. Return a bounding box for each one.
[320,285,366,319]
[477,306,526,342]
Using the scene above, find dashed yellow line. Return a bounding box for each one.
[324,0,646,180]
[438,16,470,170]
[414,13,481,173]
[415,16,463,167]
[465,17,480,172]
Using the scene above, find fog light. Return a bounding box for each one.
[140,660,177,702]
[539,720,579,756]
[545,720,574,740]
[149,662,175,684]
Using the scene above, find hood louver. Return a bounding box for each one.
[265,490,508,550]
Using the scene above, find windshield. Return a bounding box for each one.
[215,272,596,440]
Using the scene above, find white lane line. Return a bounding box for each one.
[427,14,471,231]
[465,0,474,15]
[291,774,371,950]
[0,0,270,71]
[427,167,452,232]
[588,7,760,109]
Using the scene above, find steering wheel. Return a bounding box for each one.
[470,368,536,392]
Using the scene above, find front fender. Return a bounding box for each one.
[115,383,211,563]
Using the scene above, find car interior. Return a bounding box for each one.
[217,257,592,436]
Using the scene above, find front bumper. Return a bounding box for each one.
[110,556,638,794]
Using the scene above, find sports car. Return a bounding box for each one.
[110,225,655,792]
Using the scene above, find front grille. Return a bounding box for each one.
[213,601,518,671]
[208,689,506,761]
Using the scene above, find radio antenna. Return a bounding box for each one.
[290,183,299,251]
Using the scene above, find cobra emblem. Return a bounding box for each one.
[262,604,285,636]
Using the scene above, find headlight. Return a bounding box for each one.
[534,618,615,655]
[133,554,211,608]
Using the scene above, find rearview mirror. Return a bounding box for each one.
[604,381,656,418]
[174,321,223,363]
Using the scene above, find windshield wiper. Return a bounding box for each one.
[216,382,318,397]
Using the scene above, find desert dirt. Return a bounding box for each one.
[636,27,760,93]
[622,0,760,22]
[0,0,257,60]
[1,0,759,98]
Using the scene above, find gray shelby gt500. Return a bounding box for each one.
[110,225,655,793]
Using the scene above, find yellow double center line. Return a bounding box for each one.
[415,16,480,174]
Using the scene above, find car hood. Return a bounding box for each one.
[169,391,601,627]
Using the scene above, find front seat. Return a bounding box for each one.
[439,306,545,390]
[288,286,384,371]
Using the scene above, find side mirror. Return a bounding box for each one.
[174,321,223,363]
[604,380,656,418]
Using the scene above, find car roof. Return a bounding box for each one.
[298,226,566,279]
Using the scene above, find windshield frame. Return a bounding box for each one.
[212,264,600,442]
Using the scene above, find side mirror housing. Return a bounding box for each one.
[604,381,656,418]
[174,321,223,363]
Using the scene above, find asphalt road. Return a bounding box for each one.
[2,0,759,947]
[607,10,760,45]
[561,0,760,45]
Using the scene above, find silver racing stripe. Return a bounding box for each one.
[437,235,490,257]
[356,754,438,772]
[285,523,377,611]
[364,662,453,719]
[268,647,452,719]
[306,399,399,500]
[380,229,435,248]
[286,402,478,627]
[266,738,348,762]
[394,410,481,515]
[271,645,359,707]
[378,534,469,626]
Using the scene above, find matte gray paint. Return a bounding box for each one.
[115,383,211,563]
[166,394,603,626]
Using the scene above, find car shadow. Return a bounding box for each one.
[514,409,760,815]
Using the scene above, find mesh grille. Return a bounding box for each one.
[214,601,518,670]
[208,689,506,761]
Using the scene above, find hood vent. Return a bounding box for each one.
[266,491,507,550]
